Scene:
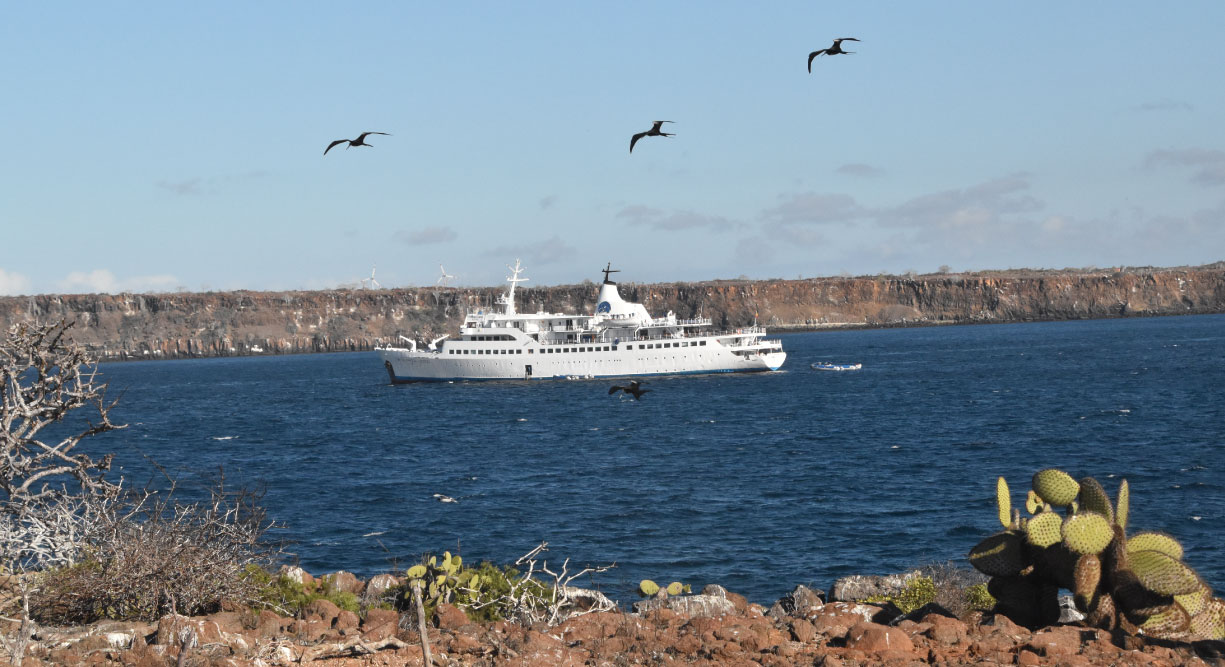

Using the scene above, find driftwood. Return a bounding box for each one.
[298,636,409,662]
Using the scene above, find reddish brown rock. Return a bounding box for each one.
[335,608,360,631]
[361,607,401,642]
[845,621,914,653]
[924,613,968,645]
[433,602,470,630]
[789,618,817,643]
[1026,625,1088,657]
[278,564,315,587]
[364,572,401,597]
[325,570,364,594]
[303,598,341,624]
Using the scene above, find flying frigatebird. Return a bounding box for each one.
[609,380,651,400]
[808,38,860,72]
[629,121,674,153]
[324,131,391,155]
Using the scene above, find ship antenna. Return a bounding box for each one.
[602,262,620,285]
[501,259,528,315]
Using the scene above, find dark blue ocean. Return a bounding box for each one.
[85,314,1225,606]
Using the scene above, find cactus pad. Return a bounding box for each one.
[1130,550,1203,596]
[1033,469,1080,506]
[969,532,1028,576]
[1139,602,1191,636]
[1074,554,1102,607]
[1026,511,1064,548]
[1077,477,1114,525]
[1116,479,1129,531]
[1126,532,1184,560]
[1174,588,1211,617]
[639,579,660,596]
[407,564,427,579]
[1062,512,1113,555]
[1189,598,1225,641]
[666,581,684,596]
[996,476,1011,527]
[1025,489,1041,515]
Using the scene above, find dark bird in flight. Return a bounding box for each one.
[609,380,651,400]
[808,38,860,72]
[630,121,674,153]
[324,131,391,155]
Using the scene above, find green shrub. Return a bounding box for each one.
[245,566,359,615]
[964,583,996,611]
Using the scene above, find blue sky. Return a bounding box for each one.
[3,2,1223,294]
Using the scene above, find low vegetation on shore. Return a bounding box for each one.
[3,321,1223,665]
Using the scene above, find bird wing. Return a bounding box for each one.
[837,37,860,42]
[808,50,826,71]
[653,121,674,128]
[356,131,391,141]
[324,139,348,155]
[630,132,647,153]
[609,386,623,394]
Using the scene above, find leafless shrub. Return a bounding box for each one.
[1,321,282,667]
[467,542,616,627]
[31,474,283,623]
[1,321,124,665]
[918,561,988,618]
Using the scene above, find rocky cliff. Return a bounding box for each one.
[2,263,1223,361]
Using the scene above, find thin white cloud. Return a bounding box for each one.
[1132,100,1193,113]
[395,226,458,245]
[761,193,864,225]
[0,268,32,296]
[616,205,740,232]
[156,172,268,196]
[1143,149,1225,187]
[482,235,575,266]
[157,178,205,196]
[835,163,883,177]
[875,173,1041,229]
[57,270,179,294]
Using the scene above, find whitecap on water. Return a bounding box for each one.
[363,531,387,537]
[212,436,237,440]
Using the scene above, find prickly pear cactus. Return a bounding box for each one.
[969,469,1225,641]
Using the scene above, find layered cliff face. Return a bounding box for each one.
[2,264,1222,361]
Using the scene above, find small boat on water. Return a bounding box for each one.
[811,362,862,371]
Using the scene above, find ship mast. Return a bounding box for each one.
[499,258,528,315]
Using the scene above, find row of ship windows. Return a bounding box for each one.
[446,341,709,355]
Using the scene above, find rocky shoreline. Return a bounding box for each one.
[13,566,1225,666]
[2,263,1223,362]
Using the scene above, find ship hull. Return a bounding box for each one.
[379,342,785,383]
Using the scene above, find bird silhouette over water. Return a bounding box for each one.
[324,131,391,155]
[630,121,674,153]
[808,38,860,72]
[609,380,651,400]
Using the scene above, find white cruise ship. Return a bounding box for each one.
[378,261,786,382]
